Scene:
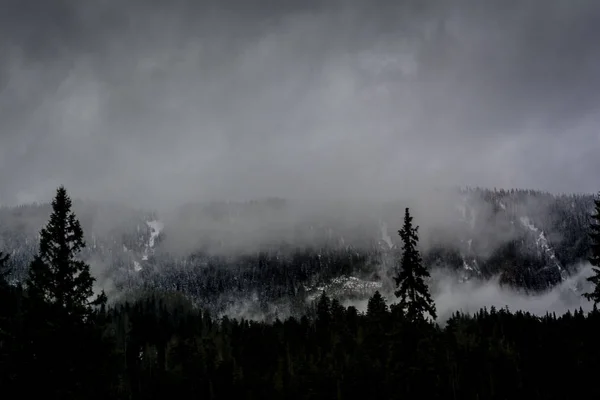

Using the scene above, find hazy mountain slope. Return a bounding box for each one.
[0,188,594,316]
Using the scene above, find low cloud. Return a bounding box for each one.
[432,264,595,321]
[1,0,599,210]
[345,263,595,322]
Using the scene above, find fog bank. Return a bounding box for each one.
[1,0,599,209]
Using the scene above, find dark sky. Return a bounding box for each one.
[1,0,599,208]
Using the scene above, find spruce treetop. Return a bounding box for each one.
[27,186,105,320]
[394,207,437,321]
[367,291,388,319]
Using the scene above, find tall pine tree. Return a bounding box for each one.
[394,208,437,321]
[584,193,600,304]
[23,187,114,399]
[26,186,105,321]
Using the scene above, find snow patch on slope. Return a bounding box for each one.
[519,216,566,280]
[463,260,474,272]
[458,258,480,283]
[306,276,382,301]
[141,220,163,261]
[147,220,163,248]
[456,199,480,280]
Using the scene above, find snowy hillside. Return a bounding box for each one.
[0,188,594,314]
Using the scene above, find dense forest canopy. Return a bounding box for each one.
[1,186,600,399]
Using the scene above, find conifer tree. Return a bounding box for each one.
[26,186,105,321]
[367,291,388,319]
[584,193,600,304]
[0,252,9,286]
[394,208,437,321]
[316,291,332,327]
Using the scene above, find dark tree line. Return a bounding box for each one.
[1,187,600,399]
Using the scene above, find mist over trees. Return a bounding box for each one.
[0,186,594,320]
[1,0,599,396]
[1,186,600,399]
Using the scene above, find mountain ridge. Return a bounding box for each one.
[0,187,595,318]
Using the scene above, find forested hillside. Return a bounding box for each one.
[1,186,600,399]
[0,187,593,319]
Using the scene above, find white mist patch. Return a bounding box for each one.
[133,260,142,272]
[88,257,117,299]
[343,264,595,322]
[379,221,394,250]
[142,219,163,261]
[218,295,292,322]
[433,264,594,322]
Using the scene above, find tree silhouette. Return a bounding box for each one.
[20,187,115,399]
[584,193,600,304]
[316,291,332,328]
[26,186,105,321]
[394,208,437,321]
[0,252,9,287]
[367,291,388,320]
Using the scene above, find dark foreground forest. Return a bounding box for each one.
[2,186,600,400]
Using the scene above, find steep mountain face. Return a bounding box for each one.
[0,188,594,317]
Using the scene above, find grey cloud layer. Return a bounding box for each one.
[1,0,599,208]
[343,263,595,324]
